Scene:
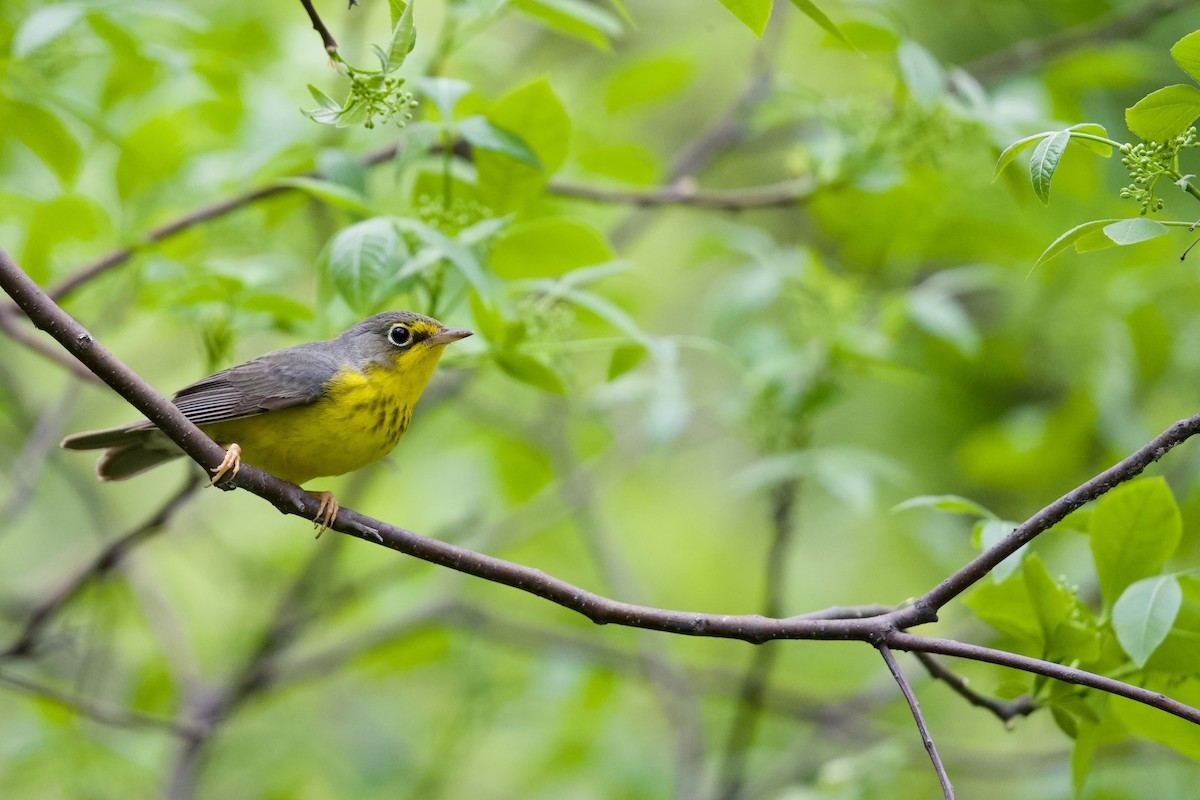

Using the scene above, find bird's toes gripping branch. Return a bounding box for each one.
[309,490,339,539]
[210,443,242,487]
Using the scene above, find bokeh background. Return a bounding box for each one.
[3,0,1200,797]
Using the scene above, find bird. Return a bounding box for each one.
[61,311,472,535]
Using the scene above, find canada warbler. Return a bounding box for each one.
[62,311,472,533]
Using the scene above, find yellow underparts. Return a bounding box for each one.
[201,345,446,485]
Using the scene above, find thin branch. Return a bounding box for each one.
[913,651,1035,726]
[1,380,80,521]
[3,477,202,658]
[905,414,1200,617]
[886,632,1200,723]
[716,480,799,800]
[878,645,954,800]
[0,667,197,738]
[299,0,339,54]
[548,178,821,211]
[965,0,1186,82]
[5,248,1200,730]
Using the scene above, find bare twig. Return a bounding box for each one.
[5,248,1200,729]
[549,178,821,211]
[914,651,1035,725]
[3,477,201,658]
[716,480,798,800]
[299,0,339,54]
[966,0,1186,82]
[0,667,198,737]
[879,645,954,799]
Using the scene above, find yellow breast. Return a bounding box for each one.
[201,353,443,485]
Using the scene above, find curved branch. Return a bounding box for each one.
[5,246,1200,731]
[913,651,1036,725]
[548,178,821,211]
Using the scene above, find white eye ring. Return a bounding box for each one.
[388,326,413,347]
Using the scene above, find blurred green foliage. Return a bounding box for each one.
[4,0,1200,798]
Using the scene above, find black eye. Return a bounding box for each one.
[388,325,413,347]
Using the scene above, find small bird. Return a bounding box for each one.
[62,311,472,534]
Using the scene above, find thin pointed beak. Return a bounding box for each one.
[427,327,473,346]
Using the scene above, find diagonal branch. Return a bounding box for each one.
[299,0,339,54]
[5,245,1200,730]
[0,667,198,737]
[878,645,954,799]
[3,476,202,658]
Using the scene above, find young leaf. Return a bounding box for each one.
[1089,477,1182,609]
[788,0,848,45]
[891,494,996,519]
[1171,30,1200,84]
[898,41,945,107]
[993,133,1052,181]
[275,177,373,216]
[608,343,647,379]
[718,0,772,37]
[495,351,565,394]
[1035,219,1124,266]
[1066,123,1113,157]
[1112,574,1182,668]
[1028,129,1070,204]
[413,76,472,119]
[1102,218,1169,246]
[386,0,417,69]
[323,217,407,313]
[977,519,1026,583]
[457,116,542,167]
[511,0,622,49]
[1125,84,1200,142]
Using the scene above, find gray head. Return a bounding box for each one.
[336,311,473,368]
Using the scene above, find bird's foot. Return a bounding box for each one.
[310,490,339,538]
[210,443,242,486]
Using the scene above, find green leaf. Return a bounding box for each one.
[490,217,614,278]
[275,177,373,216]
[993,133,1052,181]
[393,218,496,302]
[1172,30,1200,84]
[323,217,407,313]
[605,56,694,113]
[495,351,565,394]
[1102,218,1169,246]
[905,287,980,358]
[1090,477,1182,609]
[608,343,647,380]
[1126,84,1200,142]
[386,0,417,69]
[965,572,1043,648]
[303,85,342,125]
[891,494,996,518]
[5,101,82,186]
[512,0,622,49]
[788,0,848,46]
[1028,129,1069,205]
[470,292,506,342]
[718,0,772,37]
[1140,575,1200,672]
[413,77,472,120]
[1112,676,1200,759]
[1036,219,1124,266]
[457,116,541,167]
[898,41,944,107]
[1112,575,1182,668]
[476,78,571,211]
[1024,554,1099,662]
[1066,123,1113,157]
[12,3,85,57]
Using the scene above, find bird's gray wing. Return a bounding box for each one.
[169,342,347,426]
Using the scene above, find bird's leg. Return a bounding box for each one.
[309,490,339,538]
[210,443,242,486]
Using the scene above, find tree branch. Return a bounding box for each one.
[299,0,339,54]
[548,178,822,211]
[5,246,1200,732]
[0,667,197,738]
[3,476,202,659]
[878,645,954,800]
[913,651,1036,726]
